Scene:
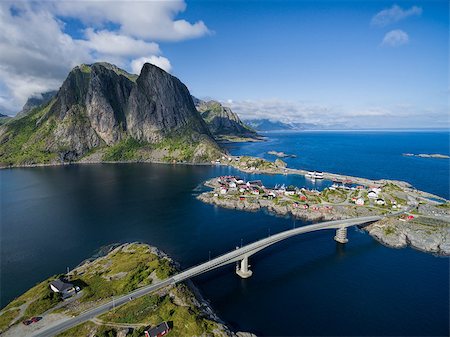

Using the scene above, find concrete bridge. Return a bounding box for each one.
[32,215,382,337]
[173,215,382,280]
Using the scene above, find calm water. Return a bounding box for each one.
[1,131,449,336]
[224,130,450,199]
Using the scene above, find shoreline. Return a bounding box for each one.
[1,156,448,202]
[0,242,254,337]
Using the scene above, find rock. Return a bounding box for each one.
[17,90,57,117]
[0,62,223,165]
[194,98,258,139]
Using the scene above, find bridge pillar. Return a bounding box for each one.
[236,256,253,278]
[334,227,348,244]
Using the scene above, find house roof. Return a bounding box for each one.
[50,279,74,292]
[146,322,170,337]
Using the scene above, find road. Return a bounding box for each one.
[31,214,388,337]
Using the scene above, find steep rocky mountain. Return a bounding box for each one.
[0,62,222,166]
[244,119,295,131]
[17,90,57,117]
[194,98,259,141]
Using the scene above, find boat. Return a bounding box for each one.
[305,171,323,179]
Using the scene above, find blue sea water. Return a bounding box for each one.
[1,130,449,336]
[223,130,450,199]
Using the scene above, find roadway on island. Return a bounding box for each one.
[31,213,406,337]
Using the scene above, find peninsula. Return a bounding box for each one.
[0,243,253,337]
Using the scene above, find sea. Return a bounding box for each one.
[1,130,449,336]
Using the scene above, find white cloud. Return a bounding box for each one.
[51,0,210,41]
[82,29,161,57]
[381,29,409,47]
[219,99,448,129]
[0,1,209,112]
[371,4,422,27]
[131,56,172,74]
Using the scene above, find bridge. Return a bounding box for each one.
[31,215,385,336]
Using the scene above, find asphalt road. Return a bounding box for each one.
[31,214,395,336]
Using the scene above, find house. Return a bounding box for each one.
[145,322,170,337]
[367,190,378,199]
[239,196,246,201]
[284,190,296,196]
[247,180,263,187]
[299,195,307,201]
[376,198,385,205]
[251,188,260,195]
[219,187,227,194]
[355,198,365,206]
[49,279,75,299]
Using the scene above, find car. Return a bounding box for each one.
[22,317,42,325]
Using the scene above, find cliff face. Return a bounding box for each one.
[126,64,211,143]
[194,98,258,140]
[0,62,222,166]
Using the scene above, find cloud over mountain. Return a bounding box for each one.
[0,0,209,112]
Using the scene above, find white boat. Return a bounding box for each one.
[306,171,323,179]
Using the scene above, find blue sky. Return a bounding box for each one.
[0,1,448,128]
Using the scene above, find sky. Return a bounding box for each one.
[0,0,448,128]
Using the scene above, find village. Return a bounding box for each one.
[198,174,412,221]
[197,174,450,255]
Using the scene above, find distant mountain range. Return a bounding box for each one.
[243,118,345,131]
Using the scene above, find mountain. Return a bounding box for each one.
[0,62,222,166]
[194,98,259,141]
[17,90,58,117]
[0,113,11,125]
[244,119,295,131]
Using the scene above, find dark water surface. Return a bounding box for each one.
[224,130,450,199]
[1,131,449,336]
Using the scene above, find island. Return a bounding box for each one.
[403,153,450,159]
[0,243,254,337]
[267,151,297,158]
[197,170,450,255]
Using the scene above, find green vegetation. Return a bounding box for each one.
[384,226,396,235]
[100,284,219,336]
[102,138,145,161]
[79,245,176,303]
[79,64,92,73]
[0,308,20,332]
[24,290,62,317]
[0,101,58,166]
[56,321,98,337]
[437,202,450,209]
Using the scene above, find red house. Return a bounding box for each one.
[145,322,170,337]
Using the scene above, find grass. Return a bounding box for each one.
[100,284,219,336]
[56,321,97,337]
[102,137,145,161]
[0,309,20,332]
[0,101,58,166]
[383,226,396,235]
[24,290,62,317]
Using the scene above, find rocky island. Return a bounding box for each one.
[197,171,450,255]
[0,243,254,337]
[403,153,450,159]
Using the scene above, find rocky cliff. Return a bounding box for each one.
[16,90,57,118]
[194,98,259,141]
[0,63,222,166]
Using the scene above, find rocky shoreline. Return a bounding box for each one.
[0,243,256,337]
[197,176,450,256]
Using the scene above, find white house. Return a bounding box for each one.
[376,198,385,205]
[367,190,378,199]
[355,198,365,206]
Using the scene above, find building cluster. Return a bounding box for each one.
[215,176,317,206]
